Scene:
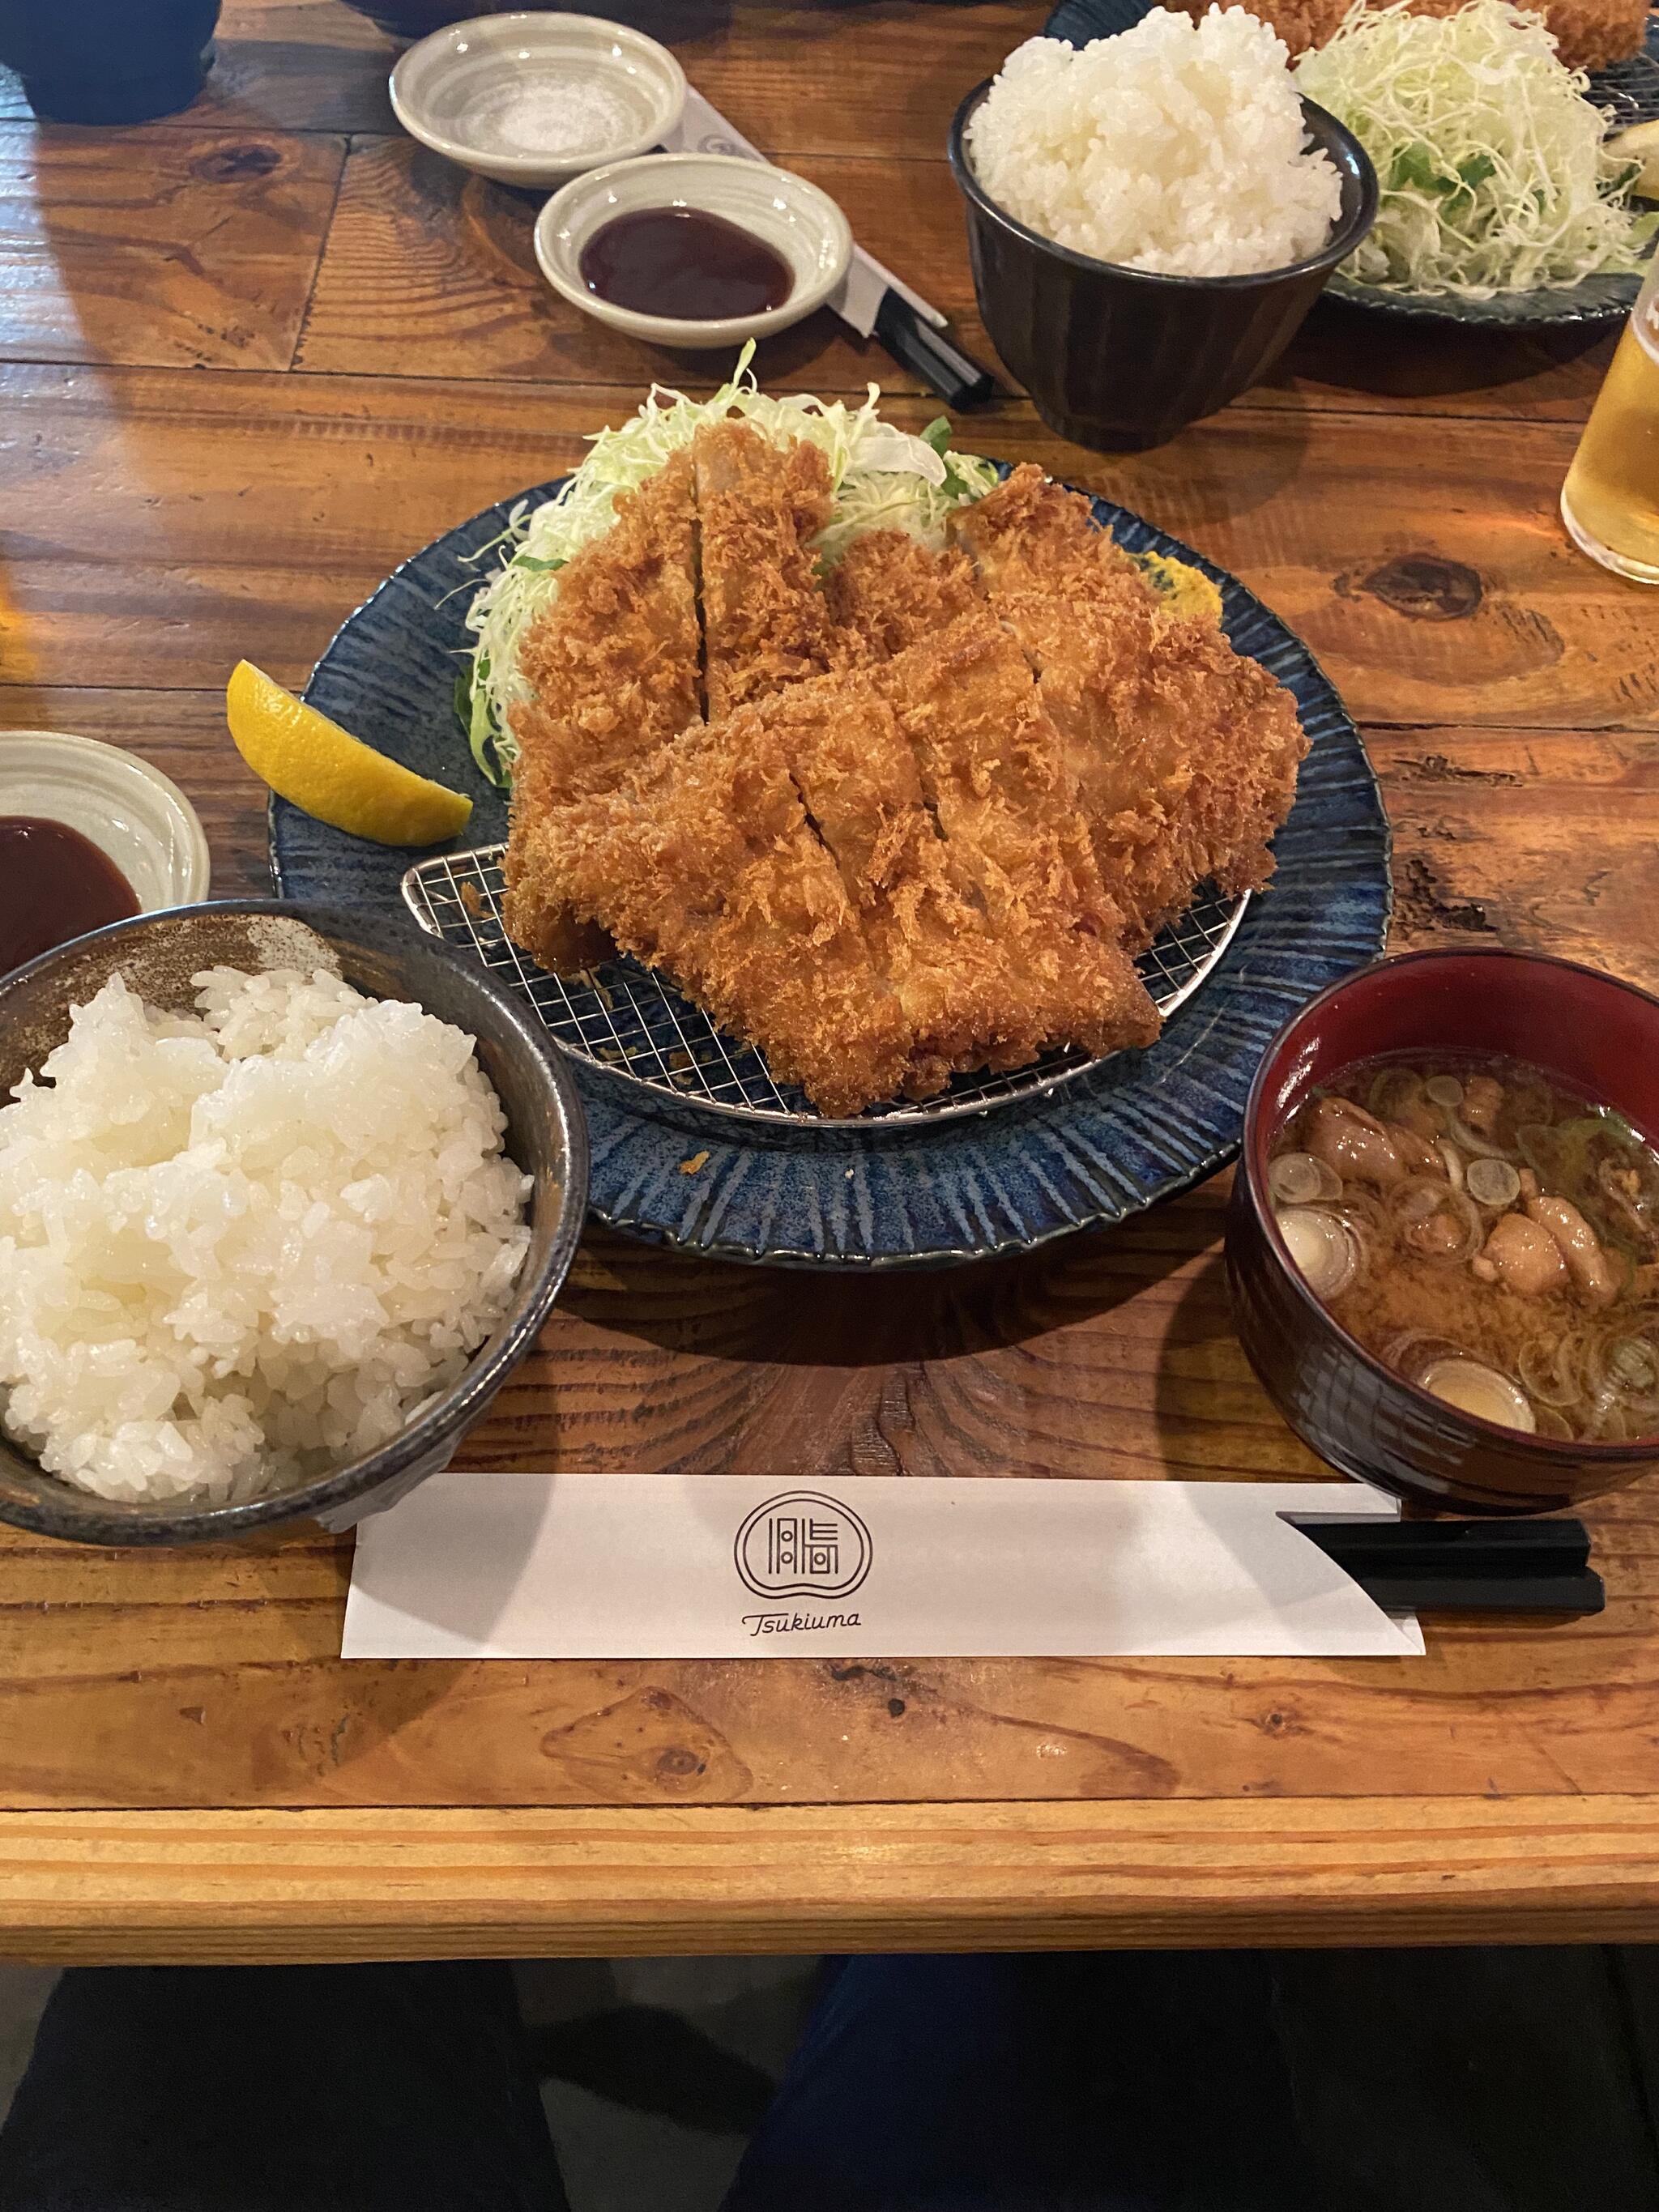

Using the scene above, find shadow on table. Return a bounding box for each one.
[1280,291,1614,404]
[560,1195,1217,1371]
[1151,1243,1330,1482]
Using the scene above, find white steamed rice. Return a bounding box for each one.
[0,966,533,1507]
[966,8,1344,277]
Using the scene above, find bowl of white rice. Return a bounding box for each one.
[949,9,1377,449]
[0,901,588,1546]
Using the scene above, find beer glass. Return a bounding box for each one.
[1561,258,1659,586]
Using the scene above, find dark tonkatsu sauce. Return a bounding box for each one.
[579,207,793,320]
[0,817,139,976]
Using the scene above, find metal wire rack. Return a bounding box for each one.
[402,843,1247,1128]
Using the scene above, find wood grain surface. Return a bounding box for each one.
[4,366,1653,728]
[2,0,1659,1956]
[0,124,344,369]
[295,130,1618,417]
[6,1797,1659,1963]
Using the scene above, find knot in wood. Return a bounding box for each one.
[192,144,283,185]
[1360,555,1483,623]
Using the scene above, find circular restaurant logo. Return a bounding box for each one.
[733,1490,873,1601]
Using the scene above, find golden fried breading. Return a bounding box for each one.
[503,431,1306,1115]
[547,712,911,1118]
[1102,608,1307,932]
[509,450,702,796]
[952,463,1151,610]
[825,530,982,663]
[502,452,701,972]
[753,673,1048,1092]
[499,748,616,974]
[872,612,1160,1063]
[1175,0,1646,68]
[830,519,1129,950]
[694,422,838,717]
[955,467,1307,947]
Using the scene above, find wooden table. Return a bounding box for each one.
[2,0,1657,1965]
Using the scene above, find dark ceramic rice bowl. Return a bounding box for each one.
[949,83,1377,450]
[0,901,588,1546]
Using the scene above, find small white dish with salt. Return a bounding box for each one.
[390,11,686,190]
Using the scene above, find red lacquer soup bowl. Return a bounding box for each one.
[1226,948,1659,1514]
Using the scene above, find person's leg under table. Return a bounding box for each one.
[0,1961,570,2212]
[723,1950,1320,2212]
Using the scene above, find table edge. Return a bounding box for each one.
[4,1796,1658,1961]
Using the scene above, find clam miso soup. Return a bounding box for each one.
[1268,1055,1659,1442]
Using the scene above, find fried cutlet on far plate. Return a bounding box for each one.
[753,671,1047,1093]
[547,710,911,1119]
[872,612,1160,1063]
[502,451,701,973]
[954,465,1307,947]
[694,422,838,718]
[1174,0,1647,71]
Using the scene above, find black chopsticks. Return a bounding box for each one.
[1290,1515,1604,1615]
[872,291,999,410]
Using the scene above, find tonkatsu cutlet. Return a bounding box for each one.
[498,425,1307,1115]
[502,452,701,973]
[950,464,1150,610]
[827,526,1125,930]
[545,712,911,1119]
[872,612,1161,1063]
[753,673,1049,1092]
[827,524,1124,950]
[694,422,839,718]
[954,466,1307,947]
[825,530,982,663]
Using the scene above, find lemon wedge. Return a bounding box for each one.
[1610,119,1659,202]
[226,662,471,847]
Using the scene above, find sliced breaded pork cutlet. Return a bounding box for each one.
[693,422,839,718]
[825,530,983,663]
[545,710,911,1119]
[753,671,1048,1093]
[953,466,1307,948]
[871,612,1160,1063]
[827,526,1122,956]
[502,452,701,973]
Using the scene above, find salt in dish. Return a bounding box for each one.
[390,14,687,190]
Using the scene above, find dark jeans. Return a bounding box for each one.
[2,1949,1657,2210]
[726,1951,1317,2211]
[0,1962,565,2212]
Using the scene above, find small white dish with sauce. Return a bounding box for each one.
[0,731,211,914]
[535,151,853,349]
[390,13,687,190]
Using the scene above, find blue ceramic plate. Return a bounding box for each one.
[271,475,1390,1269]
[1043,0,1657,332]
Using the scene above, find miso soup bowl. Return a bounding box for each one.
[1226,948,1659,1515]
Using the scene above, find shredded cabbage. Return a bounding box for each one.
[458,344,999,785]
[1295,0,1656,300]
